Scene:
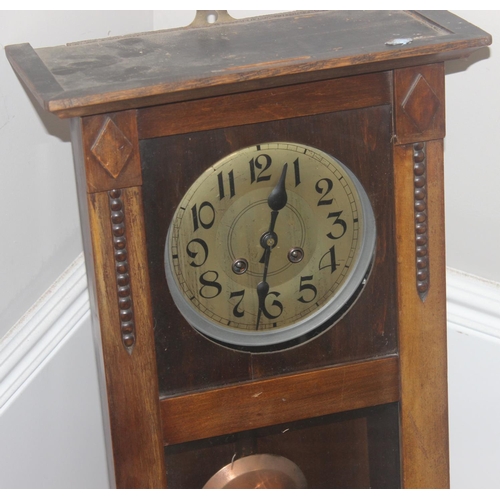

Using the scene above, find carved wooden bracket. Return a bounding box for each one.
[83,110,142,193]
[394,64,445,145]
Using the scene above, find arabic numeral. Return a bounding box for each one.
[326,211,347,239]
[186,238,209,267]
[217,170,236,200]
[319,245,338,274]
[199,270,222,299]
[315,178,334,206]
[191,201,215,232]
[297,275,317,304]
[249,154,272,183]
[229,290,245,318]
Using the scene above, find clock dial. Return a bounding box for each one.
[165,142,376,349]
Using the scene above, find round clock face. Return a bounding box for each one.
[164,142,375,350]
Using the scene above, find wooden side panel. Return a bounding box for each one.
[394,140,449,488]
[160,356,399,445]
[73,114,166,488]
[86,188,166,488]
[71,117,117,486]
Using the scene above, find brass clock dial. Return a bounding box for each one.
[165,142,376,349]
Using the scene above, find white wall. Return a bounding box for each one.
[0,9,153,489]
[0,311,110,488]
[446,11,500,283]
[447,270,500,488]
[0,11,154,340]
[1,10,499,489]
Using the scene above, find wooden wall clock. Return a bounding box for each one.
[6,10,491,489]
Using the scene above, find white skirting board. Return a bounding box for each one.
[0,256,499,488]
[0,255,88,410]
[446,269,500,489]
[0,254,110,488]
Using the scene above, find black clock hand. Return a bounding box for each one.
[267,162,288,212]
[259,163,289,264]
[256,164,288,330]
[255,280,269,332]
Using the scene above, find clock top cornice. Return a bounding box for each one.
[5,10,491,119]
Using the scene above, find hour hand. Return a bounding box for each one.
[259,164,288,263]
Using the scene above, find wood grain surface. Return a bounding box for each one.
[160,356,399,445]
[394,139,449,488]
[164,402,400,488]
[72,116,166,488]
[137,72,392,139]
[82,110,142,193]
[394,63,445,145]
[5,11,491,117]
[86,187,166,488]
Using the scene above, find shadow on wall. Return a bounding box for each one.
[445,46,491,75]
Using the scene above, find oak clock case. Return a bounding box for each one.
[164,142,376,350]
[6,9,491,490]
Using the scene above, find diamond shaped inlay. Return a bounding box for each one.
[402,74,441,133]
[91,118,133,179]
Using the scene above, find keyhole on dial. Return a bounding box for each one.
[288,247,304,263]
[232,258,248,275]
